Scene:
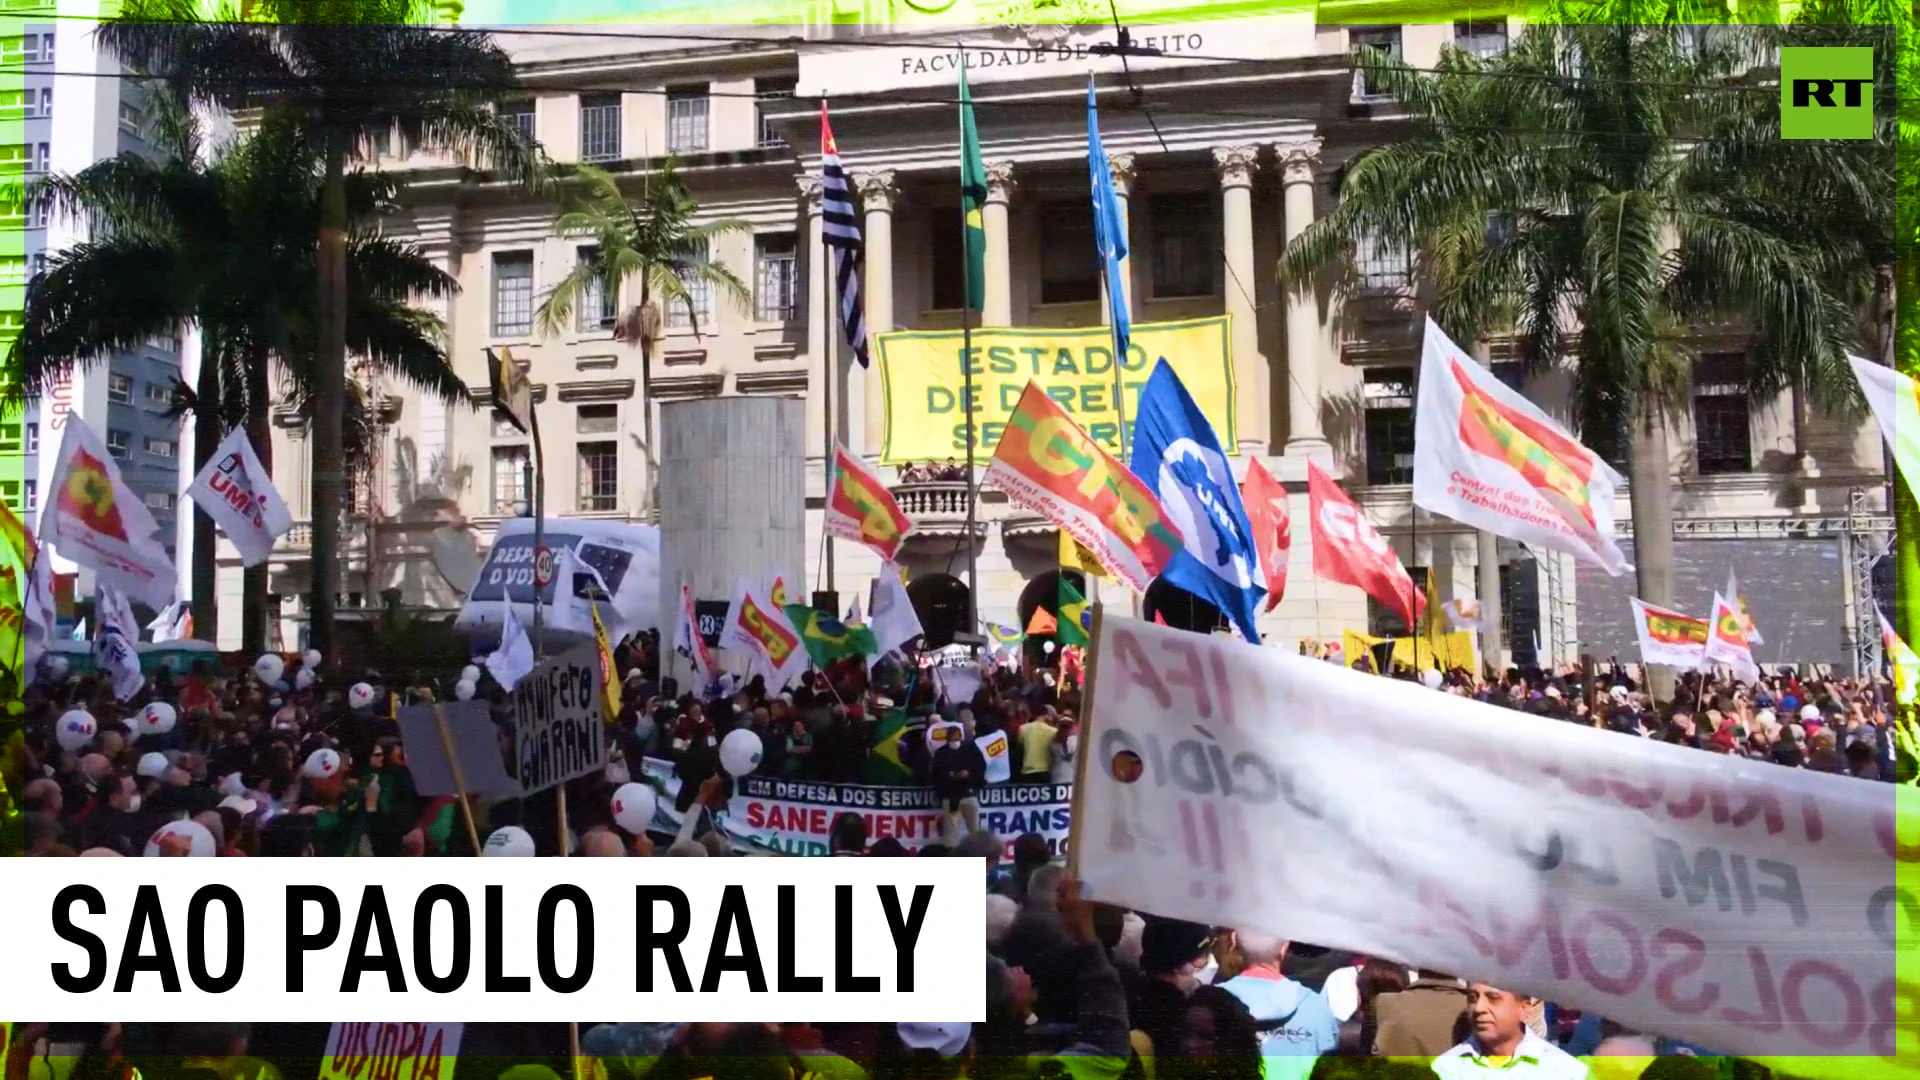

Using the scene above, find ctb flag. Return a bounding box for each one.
[1704,592,1760,684]
[722,576,807,690]
[1629,598,1709,669]
[825,445,915,561]
[186,427,293,567]
[1308,462,1422,628]
[1240,458,1291,613]
[1129,360,1264,643]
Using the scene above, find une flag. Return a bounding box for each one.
[825,446,916,561]
[1241,458,1291,614]
[1413,318,1630,575]
[1629,597,1710,669]
[186,426,293,567]
[986,380,1184,593]
[1129,360,1265,643]
[94,583,144,703]
[1850,353,1920,505]
[1308,462,1423,629]
[1704,592,1761,684]
[44,416,176,610]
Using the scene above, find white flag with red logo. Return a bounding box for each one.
[43,416,177,610]
[1308,462,1423,628]
[1413,318,1630,575]
[1704,591,1760,684]
[675,583,716,684]
[187,427,292,568]
[1241,457,1291,613]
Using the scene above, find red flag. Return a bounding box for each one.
[1308,462,1423,628]
[1241,458,1292,613]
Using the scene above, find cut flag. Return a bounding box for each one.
[1059,530,1110,580]
[1240,457,1291,614]
[986,380,1183,593]
[1850,353,1919,505]
[785,603,879,667]
[1055,574,1092,648]
[723,577,808,690]
[1129,360,1265,643]
[1025,606,1058,636]
[1086,77,1129,362]
[1723,567,1763,646]
[186,426,293,567]
[590,602,622,721]
[1629,597,1710,669]
[825,445,915,561]
[1704,592,1760,683]
[1309,462,1423,628]
[43,415,176,609]
[986,622,1024,647]
[1413,318,1630,575]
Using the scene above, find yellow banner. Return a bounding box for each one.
[876,316,1235,465]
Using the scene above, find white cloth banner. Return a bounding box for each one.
[1413,318,1631,575]
[42,416,177,609]
[485,602,536,691]
[94,585,145,702]
[869,562,924,659]
[1851,353,1920,506]
[185,426,292,568]
[1076,617,1902,1074]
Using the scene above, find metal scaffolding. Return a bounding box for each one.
[1841,487,1893,681]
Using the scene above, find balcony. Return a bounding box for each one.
[278,518,372,556]
[889,480,988,540]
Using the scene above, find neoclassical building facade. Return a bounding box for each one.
[219,13,1888,668]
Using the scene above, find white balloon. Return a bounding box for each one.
[303,649,323,670]
[1420,668,1444,690]
[253,653,285,685]
[135,751,170,779]
[55,709,96,750]
[454,679,477,701]
[302,748,342,779]
[719,727,763,778]
[1043,641,1057,655]
[461,665,481,683]
[348,682,376,710]
[218,772,247,797]
[139,701,177,737]
[43,655,69,681]
[144,820,217,857]
[610,782,658,834]
[484,826,536,857]
[294,668,316,691]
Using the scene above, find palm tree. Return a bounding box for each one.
[96,0,545,661]
[535,160,750,516]
[1282,3,1872,699]
[9,97,469,654]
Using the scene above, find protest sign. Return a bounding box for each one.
[876,316,1232,464]
[511,646,608,795]
[395,703,520,801]
[1074,615,1911,1076]
[320,1023,463,1080]
[976,731,1012,785]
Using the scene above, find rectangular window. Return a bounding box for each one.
[1,36,24,63]
[576,247,616,333]
[0,481,18,508]
[0,423,19,453]
[1148,193,1213,299]
[1038,198,1099,305]
[106,429,130,458]
[118,101,144,136]
[492,413,526,439]
[491,444,529,514]
[0,144,27,167]
[35,87,51,117]
[24,479,36,512]
[144,491,175,511]
[576,440,619,512]
[755,232,798,322]
[25,201,44,229]
[492,251,534,337]
[29,252,44,278]
[666,85,709,154]
[756,78,795,148]
[579,94,622,162]
[1350,27,1402,101]
[107,373,133,404]
[0,90,26,120]
[929,206,964,310]
[1356,232,1412,291]
[576,403,618,434]
[1362,366,1415,485]
[501,99,536,143]
[666,239,712,328]
[0,255,25,284]
[145,437,174,458]
[25,423,36,454]
[1453,20,1508,60]
[40,33,52,63]
[1693,351,1752,475]
[30,143,48,174]
[145,381,172,405]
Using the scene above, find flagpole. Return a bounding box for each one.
[959,73,980,643]
[527,403,546,661]
[821,151,838,601]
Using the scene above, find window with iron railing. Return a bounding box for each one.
[1149,193,1214,299]
[491,444,529,514]
[24,479,35,512]
[106,428,130,459]
[1453,20,1508,60]
[666,86,709,154]
[755,233,797,322]
[501,100,535,143]
[1363,366,1415,486]
[1039,199,1099,304]
[756,78,795,148]
[579,94,622,162]
[1693,351,1753,475]
[107,373,132,404]
[666,240,712,329]
[576,247,617,333]
[1356,232,1412,291]
[576,441,619,512]
[492,251,534,337]
[1350,27,1402,101]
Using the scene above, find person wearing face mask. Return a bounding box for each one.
[1214,931,1338,1080]
[1126,917,1216,1073]
[88,772,165,856]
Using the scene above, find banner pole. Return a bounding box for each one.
[822,167,839,598]
[529,403,547,662]
[431,704,483,856]
[1063,603,1106,883]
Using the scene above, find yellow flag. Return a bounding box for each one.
[1059,531,1110,579]
[591,604,622,722]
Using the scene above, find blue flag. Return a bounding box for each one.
[1088,79,1130,364]
[1129,360,1266,643]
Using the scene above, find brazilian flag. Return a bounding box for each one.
[785,604,879,668]
[1057,575,1092,647]
[959,58,987,312]
[863,709,914,785]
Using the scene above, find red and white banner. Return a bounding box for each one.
[187,426,293,567]
[825,445,915,561]
[1241,457,1291,613]
[1705,591,1761,683]
[1413,318,1630,575]
[1628,597,1709,669]
[1076,616,1903,1076]
[721,576,807,690]
[42,416,176,609]
[676,583,716,683]
[1307,462,1421,627]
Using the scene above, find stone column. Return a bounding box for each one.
[1214,145,1266,455]
[983,161,1016,327]
[1276,136,1329,456]
[856,169,897,458]
[799,175,829,476]
[1102,152,1137,325]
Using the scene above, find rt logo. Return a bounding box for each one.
[1780,47,1874,140]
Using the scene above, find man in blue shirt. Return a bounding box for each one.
[1216,931,1339,1080]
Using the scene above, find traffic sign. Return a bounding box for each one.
[533,545,555,587]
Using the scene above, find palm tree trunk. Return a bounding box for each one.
[189,355,221,644]
[308,133,349,664]
[1629,393,1677,704]
[243,353,272,656]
